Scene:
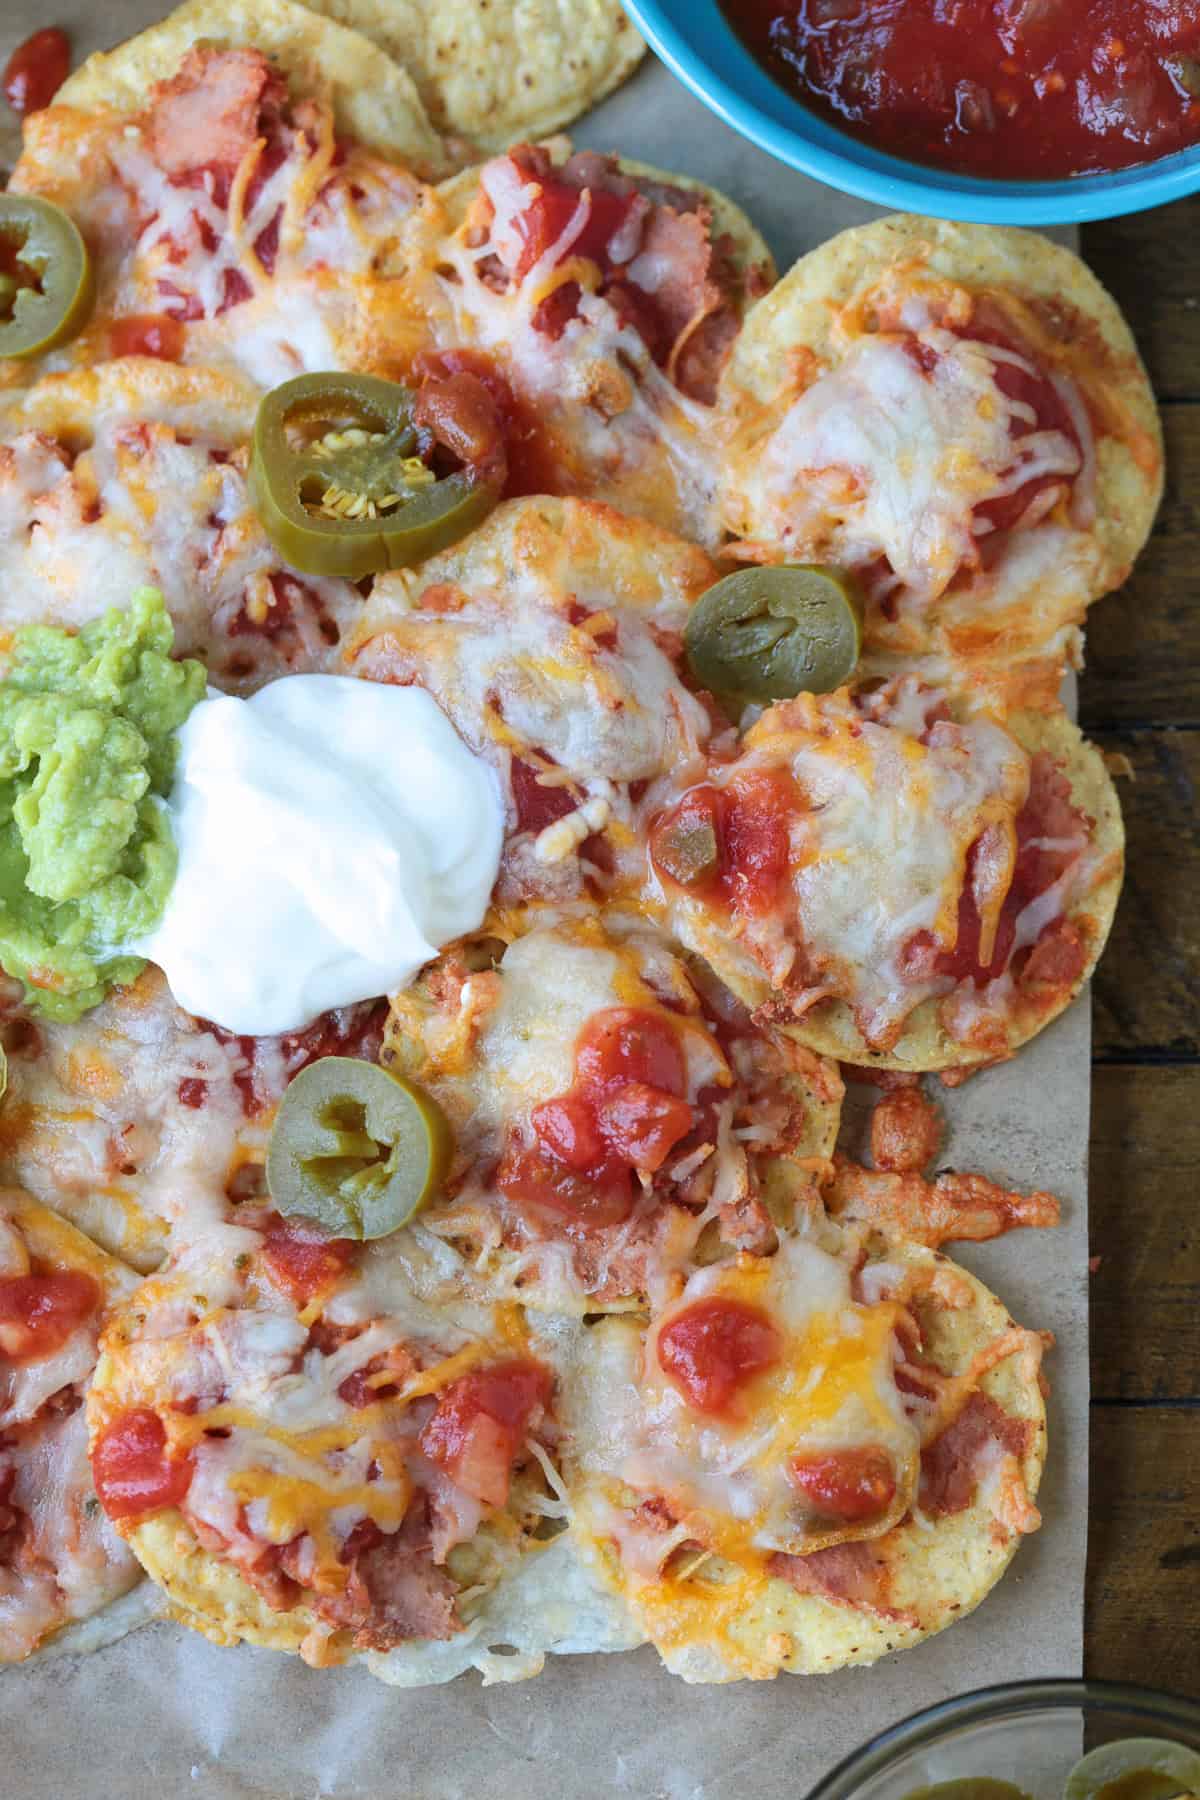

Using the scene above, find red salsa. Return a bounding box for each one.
[91,1407,195,1521]
[418,1358,551,1507]
[497,1007,696,1227]
[721,0,1200,179]
[657,1296,781,1415]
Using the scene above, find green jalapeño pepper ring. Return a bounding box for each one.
[266,1055,452,1241]
[249,371,501,579]
[684,564,863,711]
[0,194,94,360]
[1065,1739,1200,1800]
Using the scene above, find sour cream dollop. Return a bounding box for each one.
[136,675,503,1035]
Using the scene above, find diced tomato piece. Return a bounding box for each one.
[721,769,795,917]
[110,314,186,360]
[510,756,577,835]
[575,1008,687,1100]
[511,179,637,283]
[3,28,70,119]
[260,1216,356,1305]
[651,771,795,920]
[788,1446,897,1522]
[418,1359,551,1508]
[0,1270,99,1362]
[597,1082,695,1173]
[502,1005,696,1222]
[497,1139,634,1227]
[657,1297,781,1415]
[92,1408,194,1522]
[530,1093,606,1171]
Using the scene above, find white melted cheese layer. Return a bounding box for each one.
[569,1236,917,1556]
[136,675,503,1035]
[752,332,1080,605]
[769,703,1031,1042]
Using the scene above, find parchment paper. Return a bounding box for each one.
[0,18,1090,1797]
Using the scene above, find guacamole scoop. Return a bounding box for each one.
[0,588,205,1020]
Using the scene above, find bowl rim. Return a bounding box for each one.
[804,1677,1200,1799]
[622,0,1200,225]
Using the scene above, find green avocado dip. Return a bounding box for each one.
[0,587,206,1020]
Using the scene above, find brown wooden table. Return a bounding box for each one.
[1080,196,1200,1695]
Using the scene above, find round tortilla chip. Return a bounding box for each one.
[671,707,1123,1075]
[117,1466,593,1677]
[55,0,446,175]
[783,708,1123,1073]
[302,0,645,150]
[0,1193,147,1664]
[718,213,1163,676]
[383,917,845,1313]
[562,1239,1047,1682]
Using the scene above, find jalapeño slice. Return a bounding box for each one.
[1065,1739,1200,1800]
[249,371,499,579]
[0,194,93,360]
[684,565,862,709]
[266,1055,452,1241]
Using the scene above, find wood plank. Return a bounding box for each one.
[1082,404,1200,732]
[1086,1405,1200,1696]
[1088,727,1200,1059]
[1089,1066,1200,1402]
[1081,197,1200,401]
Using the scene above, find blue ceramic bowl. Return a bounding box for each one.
[621,0,1200,225]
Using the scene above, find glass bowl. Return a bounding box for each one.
[806,1679,1200,1800]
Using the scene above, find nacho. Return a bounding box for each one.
[0,963,386,1271]
[641,686,1123,1073]
[0,361,374,688]
[552,1230,1048,1681]
[55,0,443,170]
[718,214,1163,705]
[347,495,719,909]
[413,145,774,542]
[383,910,844,1312]
[0,1188,146,1662]
[88,1222,601,1673]
[303,0,645,149]
[9,10,441,388]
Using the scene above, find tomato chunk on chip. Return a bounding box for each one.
[657,1297,781,1415]
[92,1407,194,1522]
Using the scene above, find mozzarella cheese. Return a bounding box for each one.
[727,329,1084,608]
[564,1235,916,1562]
[708,687,1033,1047]
[0,363,363,693]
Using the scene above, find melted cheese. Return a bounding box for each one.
[730,331,1081,606]
[0,1205,141,1662]
[13,104,428,391]
[0,972,263,1262]
[431,160,722,545]
[730,688,1032,1047]
[566,1235,917,1564]
[95,1230,542,1596]
[0,364,362,693]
